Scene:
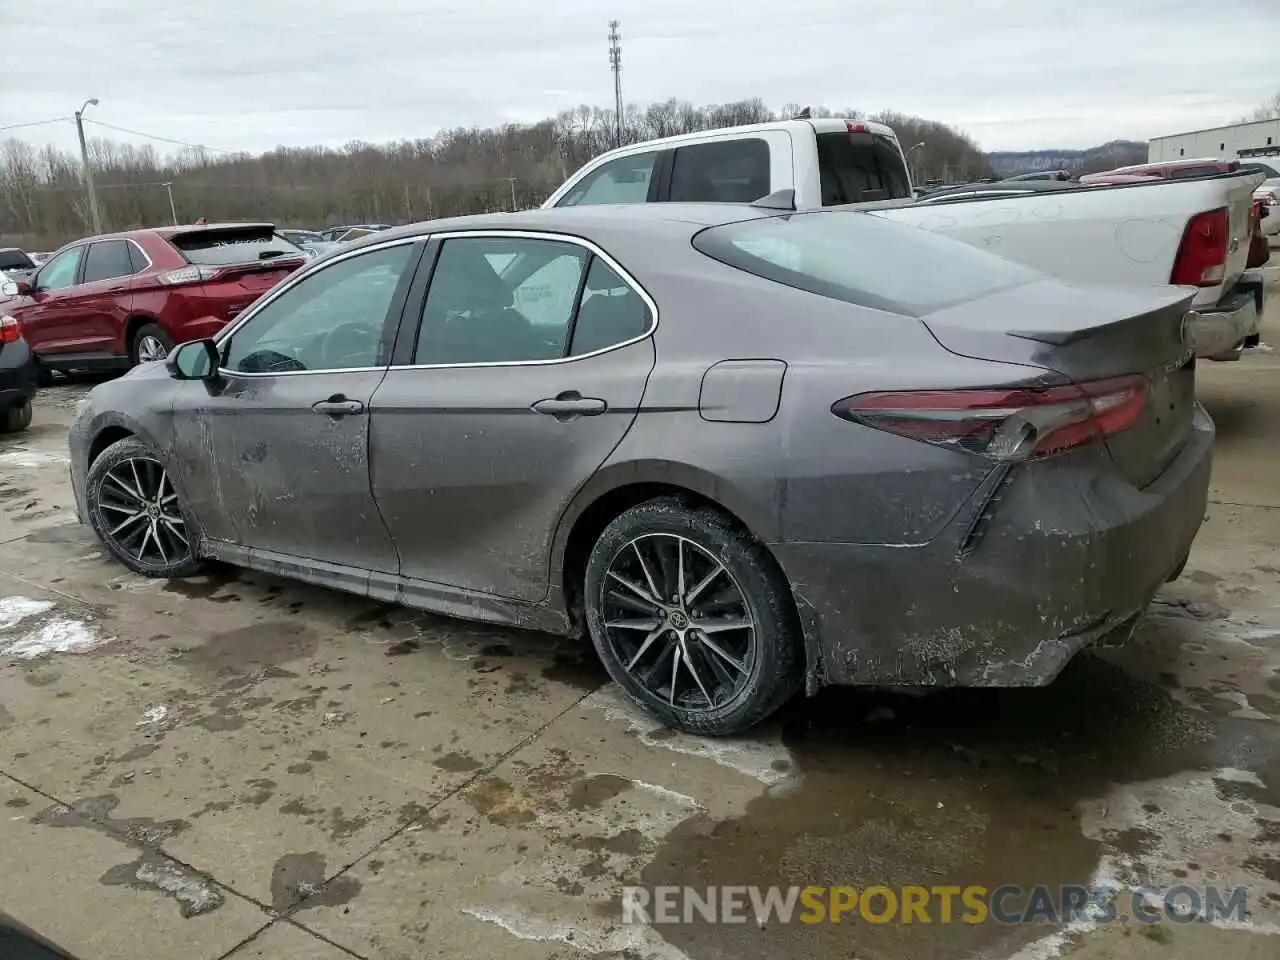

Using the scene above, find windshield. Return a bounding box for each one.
[692,211,1040,316]
[168,226,305,266]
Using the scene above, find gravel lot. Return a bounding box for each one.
[1,298,1279,960]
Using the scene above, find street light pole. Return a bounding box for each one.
[907,142,926,184]
[507,177,517,211]
[74,98,103,234]
[162,182,177,225]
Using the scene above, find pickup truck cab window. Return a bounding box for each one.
[816,130,912,204]
[34,246,84,291]
[669,138,770,202]
[557,152,659,206]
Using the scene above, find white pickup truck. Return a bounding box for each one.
[543,119,1266,360]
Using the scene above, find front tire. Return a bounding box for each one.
[1,397,32,433]
[130,323,173,365]
[583,497,803,736]
[86,436,201,577]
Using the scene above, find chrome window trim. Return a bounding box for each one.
[125,238,153,273]
[214,229,659,378]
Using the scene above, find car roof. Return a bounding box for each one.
[338,203,792,253]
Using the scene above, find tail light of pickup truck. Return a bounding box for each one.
[1170,208,1228,287]
[0,315,21,344]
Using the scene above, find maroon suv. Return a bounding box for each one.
[1,223,308,377]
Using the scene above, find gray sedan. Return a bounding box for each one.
[67,204,1213,735]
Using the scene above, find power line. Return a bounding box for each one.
[81,118,235,155]
[0,116,72,132]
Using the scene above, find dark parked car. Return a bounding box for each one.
[0,313,37,433]
[0,224,307,378]
[69,204,1211,735]
[0,247,38,282]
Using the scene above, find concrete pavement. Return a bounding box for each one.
[1,303,1279,959]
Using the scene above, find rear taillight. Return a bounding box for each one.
[1171,208,1228,286]
[157,265,223,286]
[833,376,1149,462]
[0,315,20,344]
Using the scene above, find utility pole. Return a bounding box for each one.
[608,20,623,149]
[75,98,103,234]
[506,177,518,211]
[162,182,177,225]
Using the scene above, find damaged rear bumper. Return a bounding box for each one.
[771,403,1214,689]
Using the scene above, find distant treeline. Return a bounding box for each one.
[0,99,992,250]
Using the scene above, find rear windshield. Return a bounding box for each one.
[0,249,34,270]
[816,132,912,205]
[168,226,304,266]
[692,211,1038,316]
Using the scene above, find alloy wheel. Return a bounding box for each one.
[599,533,756,712]
[95,457,188,565]
[137,335,168,363]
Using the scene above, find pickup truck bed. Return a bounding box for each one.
[546,120,1266,360]
[856,171,1267,359]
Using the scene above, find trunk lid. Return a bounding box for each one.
[923,280,1198,488]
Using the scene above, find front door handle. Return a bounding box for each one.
[532,391,607,420]
[312,395,364,418]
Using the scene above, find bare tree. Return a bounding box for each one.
[0,98,993,249]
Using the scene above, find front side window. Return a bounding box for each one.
[669,138,771,203]
[222,243,415,374]
[557,152,658,207]
[415,237,587,364]
[693,211,1038,317]
[82,240,136,283]
[35,246,84,292]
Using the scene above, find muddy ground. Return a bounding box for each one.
[1,294,1279,960]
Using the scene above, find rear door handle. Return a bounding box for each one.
[532,391,607,420]
[312,395,364,417]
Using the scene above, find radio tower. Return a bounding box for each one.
[608,20,623,148]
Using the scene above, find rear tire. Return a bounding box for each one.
[583,497,804,736]
[1,397,32,433]
[86,436,201,578]
[130,323,173,365]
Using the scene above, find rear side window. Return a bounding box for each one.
[692,211,1038,316]
[816,132,912,204]
[669,138,771,203]
[168,226,305,266]
[82,240,136,283]
[558,152,658,207]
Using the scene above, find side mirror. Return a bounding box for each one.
[166,338,222,382]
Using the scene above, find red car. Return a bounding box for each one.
[0,223,308,379]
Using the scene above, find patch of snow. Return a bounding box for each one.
[133,859,223,916]
[2,617,111,659]
[0,447,69,468]
[0,596,55,631]
[462,905,692,959]
[136,705,169,727]
[584,684,796,787]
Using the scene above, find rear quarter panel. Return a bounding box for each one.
[590,263,1047,547]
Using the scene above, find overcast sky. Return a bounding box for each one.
[3,0,1278,159]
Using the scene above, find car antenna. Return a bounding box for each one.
[751,189,797,211]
